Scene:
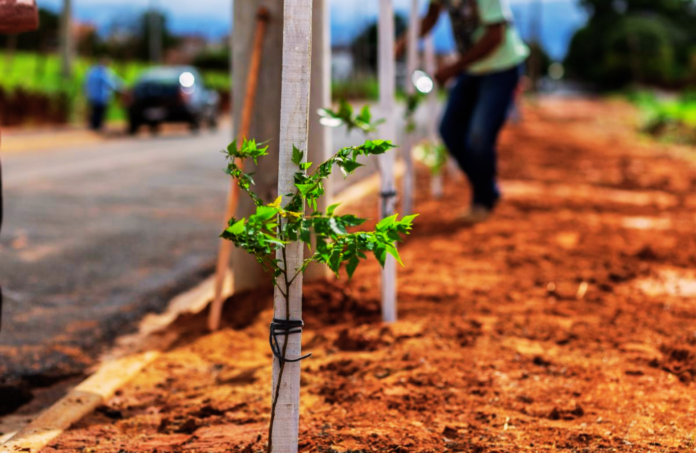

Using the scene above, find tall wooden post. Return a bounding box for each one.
[378,0,397,323]
[270,1,312,451]
[305,0,332,281]
[231,0,284,294]
[60,0,73,79]
[401,0,419,216]
[424,35,443,198]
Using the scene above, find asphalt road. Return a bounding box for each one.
[0,117,400,389]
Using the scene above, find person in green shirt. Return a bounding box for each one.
[398,0,529,223]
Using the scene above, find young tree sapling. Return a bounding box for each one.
[220,113,416,450]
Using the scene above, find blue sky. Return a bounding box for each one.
[38,0,587,60]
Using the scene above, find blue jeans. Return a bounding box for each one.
[439,64,522,209]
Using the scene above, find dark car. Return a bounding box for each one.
[127,66,219,134]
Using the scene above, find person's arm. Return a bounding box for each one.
[105,69,124,93]
[395,2,442,58]
[435,23,504,85]
[436,0,513,85]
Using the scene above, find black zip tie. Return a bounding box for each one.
[380,190,397,199]
[269,318,311,363]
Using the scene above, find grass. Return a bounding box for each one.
[0,51,230,123]
[627,89,696,144]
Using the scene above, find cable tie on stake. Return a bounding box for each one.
[269,318,312,363]
[380,190,398,199]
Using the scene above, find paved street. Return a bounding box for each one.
[1,127,236,384]
[0,112,411,386]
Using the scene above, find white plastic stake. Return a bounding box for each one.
[424,35,443,198]
[270,1,313,452]
[378,0,397,323]
[402,0,420,215]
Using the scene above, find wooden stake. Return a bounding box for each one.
[401,0,420,216]
[424,35,443,199]
[270,1,312,451]
[208,7,270,332]
[378,0,397,323]
[304,0,332,282]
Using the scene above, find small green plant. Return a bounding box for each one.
[413,140,448,176]
[404,91,425,134]
[318,98,384,134]
[220,108,416,451]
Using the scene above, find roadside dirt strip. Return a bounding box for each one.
[0,163,405,453]
[33,99,696,452]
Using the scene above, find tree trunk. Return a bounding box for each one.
[149,3,162,64]
[231,0,284,294]
[401,0,419,216]
[270,0,313,451]
[60,0,73,79]
[378,0,397,323]
[304,0,332,281]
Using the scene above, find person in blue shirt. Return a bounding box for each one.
[84,58,123,131]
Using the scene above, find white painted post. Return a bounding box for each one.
[401,0,420,215]
[305,0,332,281]
[424,35,443,198]
[378,0,397,323]
[270,1,312,452]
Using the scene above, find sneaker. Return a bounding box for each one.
[458,205,491,225]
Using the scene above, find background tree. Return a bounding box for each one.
[351,13,406,76]
[566,0,696,89]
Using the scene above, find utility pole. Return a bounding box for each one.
[60,0,73,79]
[378,0,398,323]
[149,0,162,64]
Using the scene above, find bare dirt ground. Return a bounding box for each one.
[44,99,696,452]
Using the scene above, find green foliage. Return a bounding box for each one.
[221,115,416,283]
[319,98,385,134]
[350,14,407,75]
[0,51,229,123]
[628,89,696,144]
[566,1,696,89]
[413,140,448,176]
[332,78,380,102]
[404,92,425,134]
[193,48,231,72]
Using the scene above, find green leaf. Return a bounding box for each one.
[346,256,359,279]
[292,145,304,166]
[327,203,341,216]
[340,160,364,175]
[296,183,315,197]
[227,219,246,235]
[376,214,398,231]
[253,206,279,222]
[385,243,403,266]
[373,244,387,267]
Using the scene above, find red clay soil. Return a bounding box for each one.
[45,99,696,452]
